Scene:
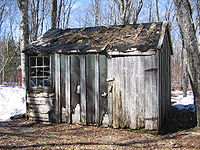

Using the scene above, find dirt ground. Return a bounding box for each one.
[0,109,200,150]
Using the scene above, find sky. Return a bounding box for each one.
[0,0,193,44]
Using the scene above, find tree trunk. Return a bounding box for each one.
[94,0,100,26]
[114,0,143,25]
[0,4,5,30]
[57,0,63,28]
[174,0,200,125]
[30,0,39,41]
[148,0,152,22]
[154,0,160,22]
[40,0,45,34]
[51,0,57,29]
[182,48,189,97]
[195,0,200,28]
[17,0,29,87]
[65,0,73,28]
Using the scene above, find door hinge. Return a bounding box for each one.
[144,68,158,72]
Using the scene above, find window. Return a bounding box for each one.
[29,56,50,87]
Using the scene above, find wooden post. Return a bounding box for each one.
[95,54,100,125]
[107,58,113,127]
[65,55,71,123]
[55,54,61,123]
[80,55,87,125]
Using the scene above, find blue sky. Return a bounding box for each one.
[0,0,181,41]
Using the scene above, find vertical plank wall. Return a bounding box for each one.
[144,55,159,130]
[60,55,80,123]
[86,55,95,124]
[80,54,108,125]
[60,55,71,123]
[159,34,171,129]
[57,54,107,126]
[54,54,61,123]
[80,55,87,125]
[70,55,80,123]
[99,55,108,125]
[107,55,160,130]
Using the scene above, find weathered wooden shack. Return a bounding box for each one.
[23,22,172,130]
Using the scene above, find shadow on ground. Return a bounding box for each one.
[159,107,197,135]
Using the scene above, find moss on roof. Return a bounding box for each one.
[24,22,169,54]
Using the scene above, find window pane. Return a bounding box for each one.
[30,68,36,76]
[44,67,50,76]
[37,68,43,76]
[44,57,49,66]
[44,77,50,86]
[37,57,43,66]
[37,78,43,87]
[30,78,36,86]
[30,57,36,66]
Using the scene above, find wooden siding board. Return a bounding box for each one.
[29,117,49,122]
[86,55,95,124]
[27,97,54,105]
[50,54,55,89]
[99,55,108,125]
[70,55,80,116]
[27,92,54,98]
[112,57,126,128]
[166,35,171,118]
[144,55,159,130]
[64,55,71,123]
[80,55,87,125]
[135,57,145,128]
[124,56,145,129]
[107,58,113,127]
[124,57,137,129]
[60,54,66,122]
[94,54,100,125]
[55,54,61,123]
[158,34,171,129]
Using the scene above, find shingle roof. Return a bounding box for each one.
[23,22,170,54]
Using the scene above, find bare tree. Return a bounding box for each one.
[114,0,143,25]
[148,0,153,22]
[17,0,29,87]
[0,4,5,30]
[164,0,175,21]
[154,0,160,22]
[194,0,200,44]
[94,0,100,26]
[182,48,189,97]
[62,0,74,28]
[30,0,40,41]
[0,0,9,31]
[57,0,63,28]
[108,0,117,25]
[51,0,57,28]
[173,0,200,125]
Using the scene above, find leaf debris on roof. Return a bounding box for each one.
[24,22,168,54]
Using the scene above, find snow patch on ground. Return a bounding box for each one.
[0,85,26,122]
[171,90,195,112]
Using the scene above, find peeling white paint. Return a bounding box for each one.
[72,104,81,124]
[102,114,109,127]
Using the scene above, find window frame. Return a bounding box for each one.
[28,54,51,90]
